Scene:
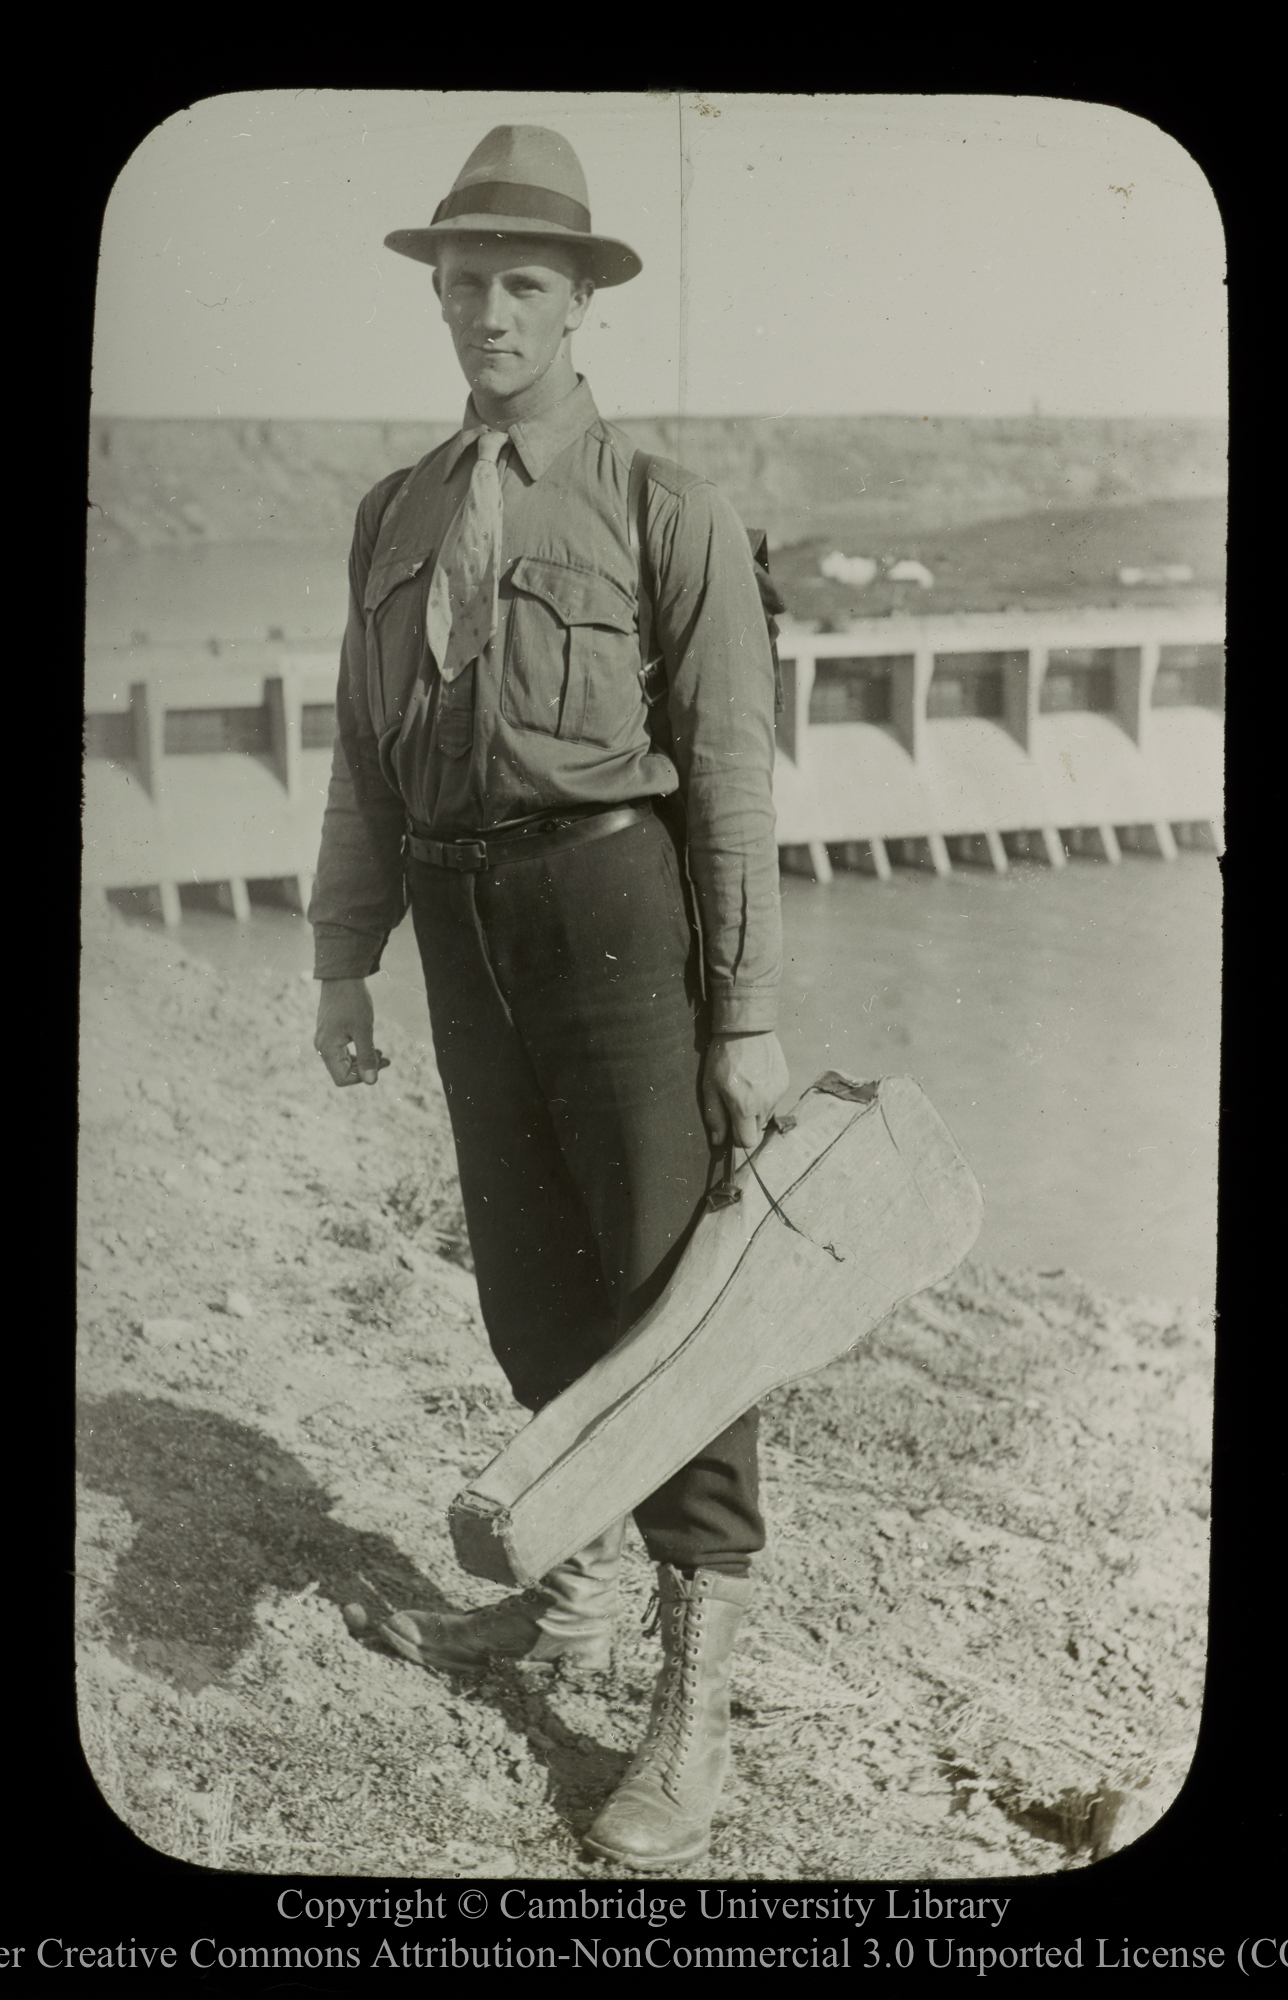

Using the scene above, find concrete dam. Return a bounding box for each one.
[83,415,1225,918]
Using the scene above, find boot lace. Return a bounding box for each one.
[629,1588,701,1785]
[656,1596,706,1791]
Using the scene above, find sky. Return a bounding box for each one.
[90,91,1226,423]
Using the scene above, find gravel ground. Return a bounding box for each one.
[75,897,1212,1883]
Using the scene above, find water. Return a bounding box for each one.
[86,541,349,650]
[776,854,1220,1305]
[125,852,1221,1306]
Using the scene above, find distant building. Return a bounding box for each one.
[820,551,879,588]
[1117,564,1194,586]
[887,559,935,588]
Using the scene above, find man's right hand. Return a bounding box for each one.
[314,977,389,1087]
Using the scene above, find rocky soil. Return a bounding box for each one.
[76,898,1212,1882]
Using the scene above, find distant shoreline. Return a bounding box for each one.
[86,411,1226,642]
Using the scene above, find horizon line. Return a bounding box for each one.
[87,409,1230,428]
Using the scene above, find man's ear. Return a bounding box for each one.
[432,268,443,307]
[565,278,594,335]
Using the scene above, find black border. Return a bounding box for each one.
[35,51,1270,1978]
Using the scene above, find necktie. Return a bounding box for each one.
[425,429,507,683]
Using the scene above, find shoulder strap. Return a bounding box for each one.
[627,447,649,562]
[628,449,656,669]
[629,447,784,718]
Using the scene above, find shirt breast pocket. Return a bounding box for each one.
[502,557,641,747]
[362,558,427,739]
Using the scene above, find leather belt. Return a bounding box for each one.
[406,803,653,874]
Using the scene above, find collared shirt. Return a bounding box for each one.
[310,377,780,1033]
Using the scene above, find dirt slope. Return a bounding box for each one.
[75,901,1211,1880]
[88,413,1227,557]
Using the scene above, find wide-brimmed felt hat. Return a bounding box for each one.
[384,125,642,289]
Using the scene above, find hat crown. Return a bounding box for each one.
[452,125,590,215]
[385,125,642,286]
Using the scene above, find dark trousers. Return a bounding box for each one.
[407,810,765,1573]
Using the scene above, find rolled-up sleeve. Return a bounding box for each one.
[308,480,410,979]
[651,480,781,1034]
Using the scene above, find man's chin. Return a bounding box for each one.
[468,356,530,394]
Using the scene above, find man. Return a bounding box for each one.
[310,124,788,1870]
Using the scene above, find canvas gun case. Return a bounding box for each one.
[449,1072,983,1588]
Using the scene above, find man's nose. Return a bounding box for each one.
[476,282,514,332]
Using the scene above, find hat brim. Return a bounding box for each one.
[384,216,641,288]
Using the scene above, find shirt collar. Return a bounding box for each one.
[442,376,600,483]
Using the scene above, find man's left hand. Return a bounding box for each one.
[702,1031,790,1152]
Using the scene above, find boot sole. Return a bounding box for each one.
[581,1829,712,1870]
[375,1619,522,1673]
[375,1620,609,1676]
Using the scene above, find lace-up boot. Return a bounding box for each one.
[583,1564,752,1868]
[378,1520,625,1673]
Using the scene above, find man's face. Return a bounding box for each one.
[435,238,592,409]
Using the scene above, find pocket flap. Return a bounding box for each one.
[364,547,429,614]
[362,459,442,612]
[508,557,634,631]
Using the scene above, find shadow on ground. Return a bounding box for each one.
[77,1391,453,1678]
[76,1391,625,1835]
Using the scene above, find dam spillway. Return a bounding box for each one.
[770,605,1223,881]
[82,604,1223,922]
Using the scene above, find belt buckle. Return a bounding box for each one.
[446,841,488,872]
